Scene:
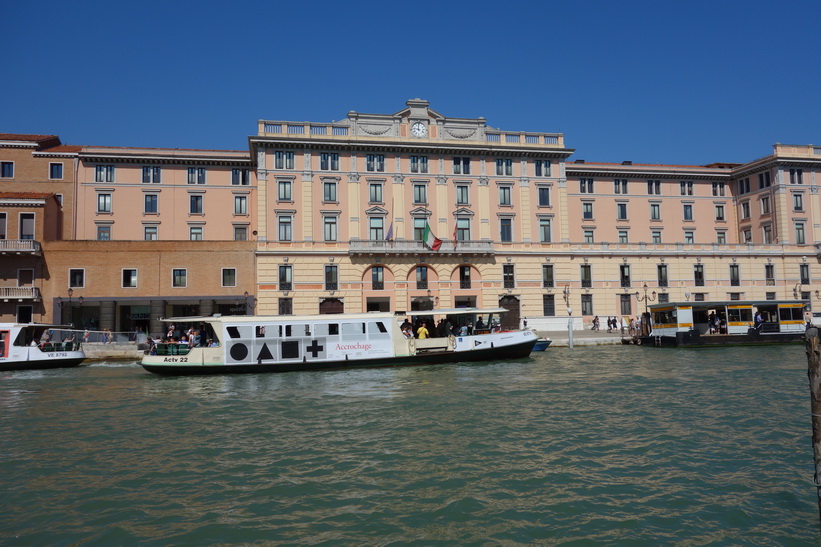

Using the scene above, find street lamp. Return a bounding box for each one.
[567,305,574,349]
[635,282,657,315]
[57,288,76,326]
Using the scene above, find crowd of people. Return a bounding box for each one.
[399,316,490,339]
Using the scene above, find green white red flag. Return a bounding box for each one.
[423,222,442,251]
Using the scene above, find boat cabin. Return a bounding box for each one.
[648,300,807,337]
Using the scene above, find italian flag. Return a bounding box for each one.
[423,222,442,251]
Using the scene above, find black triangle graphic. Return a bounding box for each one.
[256,343,274,361]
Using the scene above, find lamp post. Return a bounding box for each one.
[567,305,574,349]
[635,282,657,316]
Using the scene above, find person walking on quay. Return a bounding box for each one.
[592,315,600,331]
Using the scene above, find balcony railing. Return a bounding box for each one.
[0,286,40,300]
[372,281,384,290]
[0,239,41,254]
[349,239,494,256]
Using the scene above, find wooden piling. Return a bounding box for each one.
[805,326,821,524]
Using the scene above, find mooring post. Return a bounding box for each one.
[805,326,821,525]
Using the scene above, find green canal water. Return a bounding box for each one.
[1,345,819,545]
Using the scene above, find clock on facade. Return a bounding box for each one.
[411,122,427,137]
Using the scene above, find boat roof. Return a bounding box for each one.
[160,307,510,324]
[0,323,74,329]
[648,299,806,310]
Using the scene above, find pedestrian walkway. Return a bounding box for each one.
[534,328,628,347]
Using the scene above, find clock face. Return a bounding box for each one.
[411,122,427,137]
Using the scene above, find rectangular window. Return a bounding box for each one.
[325,265,338,290]
[652,230,662,244]
[0,212,6,239]
[583,230,594,243]
[694,293,705,302]
[657,264,668,287]
[499,185,512,206]
[371,266,384,290]
[616,203,627,220]
[97,225,110,240]
[323,180,337,202]
[187,167,206,184]
[762,225,772,244]
[796,222,805,244]
[543,294,555,316]
[222,268,237,287]
[647,180,660,195]
[658,293,669,304]
[278,298,293,315]
[618,230,628,243]
[172,268,187,288]
[233,226,247,241]
[614,179,627,194]
[369,217,384,240]
[69,269,85,288]
[234,195,247,215]
[452,157,470,175]
[539,218,551,243]
[95,165,115,182]
[580,178,594,193]
[144,226,157,240]
[456,184,469,205]
[49,163,63,180]
[729,264,740,286]
[793,193,804,211]
[410,155,429,173]
[142,166,161,183]
[694,264,704,286]
[500,218,512,242]
[189,195,203,214]
[278,265,293,291]
[144,194,158,214]
[275,151,295,170]
[766,292,776,301]
[496,159,513,176]
[581,264,592,288]
[581,294,593,316]
[542,264,554,288]
[738,177,750,194]
[456,218,470,241]
[683,204,693,221]
[534,160,551,177]
[765,264,775,285]
[537,187,550,207]
[650,203,661,220]
[743,229,752,243]
[278,180,292,201]
[503,264,515,288]
[416,266,428,290]
[620,264,631,288]
[761,196,770,215]
[122,269,137,288]
[715,204,725,221]
[97,193,112,213]
[414,184,428,204]
[278,216,292,242]
[716,231,726,244]
[324,216,338,242]
[758,172,771,188]
[320,153,339,171]
[189,226,203,240]
[684,231,694,244]
[0,161,14,178]
[369,183,383,203]
[459,265,471,289]
[620,294,632,316]
[413,218,426,241]
[801,264,811,285]
[366,154,385,172]
[680,181,693,196]
[790,168,804,184]
[712,182,725,196]
[232,168,250,185]
[582,202,593,220]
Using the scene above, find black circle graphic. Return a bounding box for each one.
[230,343,248,361]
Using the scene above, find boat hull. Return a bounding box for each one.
[142,338,537,376]
[0,356,85,372]
[640,330,804,347]
[532,339,552,351]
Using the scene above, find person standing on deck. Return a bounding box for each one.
[416,322,430,339]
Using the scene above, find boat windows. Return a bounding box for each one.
[652,309,676,325]
[727,308,753,323]
[779,307,804,321]
[341,322,367,340]
[367,322,390,339]
[314,323,340,337]
[256,326,267,337]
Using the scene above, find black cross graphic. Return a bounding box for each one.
[306,339,324,358]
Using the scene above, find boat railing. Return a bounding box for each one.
[153,344,193,356]
[38,341,82,352]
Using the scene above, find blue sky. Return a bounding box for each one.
[3,0,820,165]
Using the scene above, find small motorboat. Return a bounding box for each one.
[532,338,552,351]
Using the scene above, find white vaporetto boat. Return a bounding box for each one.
[140,307,538,376]
[0,323,86,371]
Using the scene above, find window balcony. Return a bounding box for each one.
[0,239,42,256]
[325,282,338,291]
[416,281,428,290]
[348,239,494,257]
[372,281,384,290]
[279,282,292,291]
[543,280,554,288]
[459,280,472,289]
[0,286,40,300]
[581,280,592,288]
[695,279,705,287]
[766,278,775,286]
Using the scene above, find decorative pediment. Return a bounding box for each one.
[365,206,389,216]
[452,207,474,218]
[408,207,432,218]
